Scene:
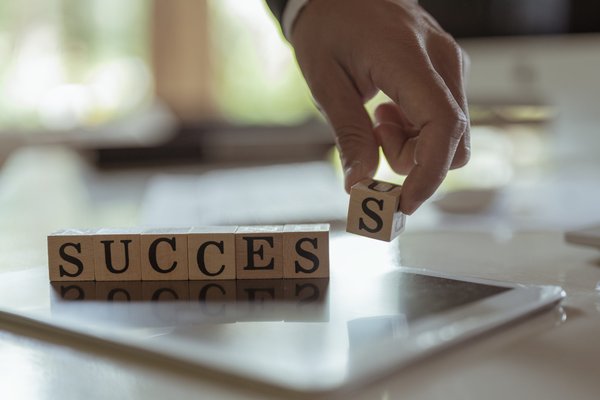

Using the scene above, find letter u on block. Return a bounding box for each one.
[93,229,142,281]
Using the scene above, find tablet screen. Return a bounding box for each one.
[1,264,559,393]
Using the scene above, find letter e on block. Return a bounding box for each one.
[93,228,142,281]
[48,229,97,281]
[188,226,237,280]
[235,226,283,279]
[283,224,330,279]
[140,228,190,281]
[346,178,406,241]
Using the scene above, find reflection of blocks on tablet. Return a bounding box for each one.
[188,226,237,281]
[283,224,329,279]
[93,229,142,281]
[95,281,142,301]
[51,281,96,301]
[140,228,190,281]
[346,178,406,242]
[48,229,97,282]
[235,226,284,280]
[141,281,190,301]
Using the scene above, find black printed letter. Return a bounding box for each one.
[196,240,226,276]
[101,240,132,274]
[243,236,274,270]
[359,197,384,233]
[58,242,84,277]
[149,237,177,274]
[294,238,319,274]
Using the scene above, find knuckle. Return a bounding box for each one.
[333,123,372,165]
[334,123,368,146]
[439,108,469,140]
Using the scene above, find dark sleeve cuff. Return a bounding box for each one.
[265,0,290,25]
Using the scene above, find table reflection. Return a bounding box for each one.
[49,279,329,325]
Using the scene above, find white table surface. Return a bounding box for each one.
[1,34,600,400]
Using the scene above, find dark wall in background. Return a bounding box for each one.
[420,0,600,38]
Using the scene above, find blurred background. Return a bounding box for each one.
[0,0,599,271]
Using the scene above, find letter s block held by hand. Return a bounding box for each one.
[346,178,406,242]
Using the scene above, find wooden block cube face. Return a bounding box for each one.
[283,224,330,278]
[48,229,97,282]
[235,226,283,279]
[93,229,142,281]
[346,178,406,241]
[188,227,237,280]
[140,228,190,281]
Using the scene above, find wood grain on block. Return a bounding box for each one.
[48,229,97,282]
[283,224,330,278]
[140,228,190,281]
[93,228,142,281]
[188,226,237,280]
[346,178,406,241]
[235,226,284,279]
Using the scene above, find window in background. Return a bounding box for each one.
[0,0,152,132]
[208,0,316,125]
[0,0,317,133]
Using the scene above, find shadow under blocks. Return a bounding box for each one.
[47,224,329,282]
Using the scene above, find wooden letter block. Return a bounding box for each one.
[283,224,330,279]
[346,178,406,241]
[48,229,97,282]
[188,226,237,280]
[93,228,142,281]
[140,228,190,281]
[235,226,283,279]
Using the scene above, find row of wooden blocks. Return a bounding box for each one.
[48,224,329,282]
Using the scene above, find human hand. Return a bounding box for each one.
[291,0,470,214]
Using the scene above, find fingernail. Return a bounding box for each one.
[400,200,420,216]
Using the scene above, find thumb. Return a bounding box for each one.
[310,63,379,192]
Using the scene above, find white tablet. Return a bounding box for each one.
[0,261,564,395]
[565,224,600,249]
